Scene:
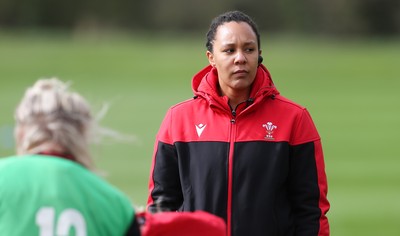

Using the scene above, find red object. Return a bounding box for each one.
[38,151,75,162]
[137,211,226,236]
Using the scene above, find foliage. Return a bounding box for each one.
[0,0,399,36]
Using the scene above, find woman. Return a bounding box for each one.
[0,78,140,236]
[147,11,330,236]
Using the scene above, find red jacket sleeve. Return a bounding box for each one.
[289,109,330,236]
[147,108,183,212]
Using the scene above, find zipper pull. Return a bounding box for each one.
[231,109,236,124]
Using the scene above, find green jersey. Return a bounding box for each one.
[0,155,135,236]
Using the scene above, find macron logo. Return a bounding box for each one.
[195,123,207,137]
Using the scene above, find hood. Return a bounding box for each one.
[192,64,279,104]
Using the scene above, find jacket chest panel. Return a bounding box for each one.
[171,98,300,143]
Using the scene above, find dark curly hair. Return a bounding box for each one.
[206,10,261,53]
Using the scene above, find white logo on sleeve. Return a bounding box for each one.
[195,123,207,137]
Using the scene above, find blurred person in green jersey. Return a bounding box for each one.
[0,78,140,236]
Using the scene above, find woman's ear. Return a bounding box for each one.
[258,55,263,65]
[206,51,215,67]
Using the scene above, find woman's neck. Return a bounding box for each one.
[219,87,250,109]
[22,142,75,161]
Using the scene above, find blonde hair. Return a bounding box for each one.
[15,78,94,169]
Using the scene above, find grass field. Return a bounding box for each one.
[0,31,399,235]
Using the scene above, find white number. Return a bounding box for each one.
[36,207,55,236]
[36,207,87,236]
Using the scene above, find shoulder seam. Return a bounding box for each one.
[274,95,306,110]
[169,97,196,110]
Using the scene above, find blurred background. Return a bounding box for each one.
[0,0,399,235]
[1,0,400,35]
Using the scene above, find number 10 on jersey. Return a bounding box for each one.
[36,207,87,236]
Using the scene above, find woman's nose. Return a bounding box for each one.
[234,51,247,64]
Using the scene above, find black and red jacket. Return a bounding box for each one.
[147,65,330,236]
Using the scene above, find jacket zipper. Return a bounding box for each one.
[227,100,252,236]
[226,106,237,236]
[231,109,236,124]
[227,107,236,236]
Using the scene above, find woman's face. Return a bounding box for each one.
[207,21,260,97]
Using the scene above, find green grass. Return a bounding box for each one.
[0,31,399,235]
